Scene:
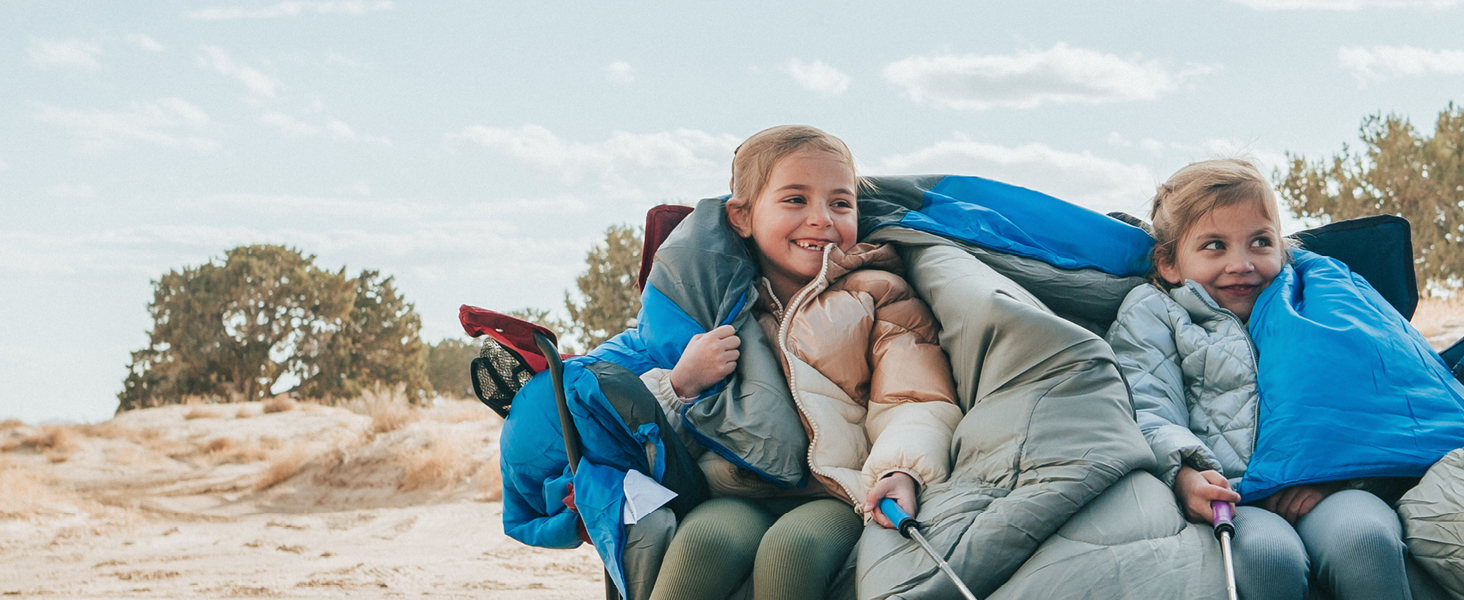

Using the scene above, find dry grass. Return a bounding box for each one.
[427,398,495,424]
[474,453,503,502]
[1413,296,1464,347]
[346,389,422,436]
[235,404,262,419]
[0,457,76,520]
[184,405,226,420]
[205,437,271,464]
[256,443,314,490]
[2,425,82,462]
[262,397,297,414]
[397,435,473,492]
[1,418,23,429]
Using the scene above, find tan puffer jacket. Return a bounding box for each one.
[754,242,962,507]
[642,243,963,509]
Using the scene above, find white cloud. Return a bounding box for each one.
[1230,0,1459,9]
[261,111,320,136]
[352,182,371,195]
[0,156,8,172]
[43,183,96,198]
[604,61,635,84]
[26,38,103,70]
[197,46,280,96]
[324,118,390,145]
[261,112,391,145]
[875,134,1159,214]
[186,0,394,20]
[450,124,739,200]
[1200,139,1290,178]
[1338,45,1464,82]
[786,59,852,95]
[325,50,360,68]
[1107,131,1169,153]
[36,98,216,152]
[126,34,166,52]
[883,44,1211,110]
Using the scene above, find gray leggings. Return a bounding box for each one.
[1232,489,1428,600]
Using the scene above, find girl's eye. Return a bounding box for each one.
[784,195,806,205]
[831,198,853,209]
[1251,237,1274,248]
[1201,240,1224,251]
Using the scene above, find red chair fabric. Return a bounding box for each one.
[458,304,560,373]
[638,204,694,290]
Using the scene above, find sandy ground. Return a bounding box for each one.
[0,397,603,599]
[2,298,1459,599]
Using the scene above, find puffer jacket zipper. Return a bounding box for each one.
[772,245,862,507]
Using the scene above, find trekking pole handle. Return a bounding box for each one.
[1211,500,1235,538]
[880,497,919,538]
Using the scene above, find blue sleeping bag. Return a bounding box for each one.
[1240,250,1464,500]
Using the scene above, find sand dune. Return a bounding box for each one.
[0,398,603,599]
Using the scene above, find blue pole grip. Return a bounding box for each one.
[879,498,918,537]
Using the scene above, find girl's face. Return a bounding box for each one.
[1157,199,1284,322]
[730,148,858,302]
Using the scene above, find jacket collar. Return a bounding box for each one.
[752,243,905,318]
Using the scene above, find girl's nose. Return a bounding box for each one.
[806,205,833,227]
[1226,255,1255,274]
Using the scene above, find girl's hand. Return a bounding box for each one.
[866,472,918,529]
[669,325,740,399]
[1175,466,1241,523]
[1262,482,1345,525]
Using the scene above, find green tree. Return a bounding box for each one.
[425,338,477,399]
[1278,103,1464,292]
[296,270,430,402]
[563,224,643,350]
[118,245,429,411]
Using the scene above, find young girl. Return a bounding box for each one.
[1105,159,1417,600]
[640,125,963,600]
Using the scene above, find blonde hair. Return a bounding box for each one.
[1150,158,1287,284]
[726,125,857,217]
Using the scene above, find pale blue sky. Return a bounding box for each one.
[3,0,1462,422]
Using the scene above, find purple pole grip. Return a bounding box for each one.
[1211,500,1234,526]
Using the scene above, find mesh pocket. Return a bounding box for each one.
[471,338,535,418]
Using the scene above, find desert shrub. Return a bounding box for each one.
[185,405,225,420]
[262,397,297,414]
[398,437,471,492]
[256,443,313,490]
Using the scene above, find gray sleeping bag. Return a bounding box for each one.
[854,236,1231,599]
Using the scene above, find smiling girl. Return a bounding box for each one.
[1105,159,1418,600]
[642,126,962,600]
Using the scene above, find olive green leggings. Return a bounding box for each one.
[648,497,862,600]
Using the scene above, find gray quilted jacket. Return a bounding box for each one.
[1105,282,1259,488]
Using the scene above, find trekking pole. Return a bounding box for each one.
[1211,501,1239,600]
[879,498,979,600]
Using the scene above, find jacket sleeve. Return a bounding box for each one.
[1105,285,1223,486]
[638,368,701,458]
[861,281,964,491]
[502,465,583,549]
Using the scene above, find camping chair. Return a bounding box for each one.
[460,204,691,600]
[463,204,1464,600]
